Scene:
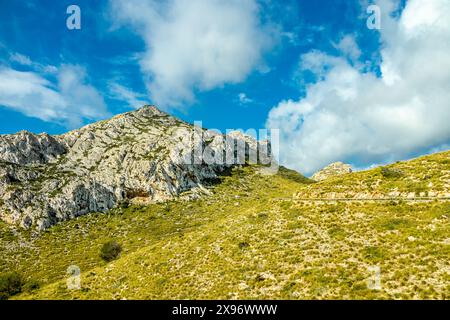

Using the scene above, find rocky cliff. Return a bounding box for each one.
[0,106,271,230]
[311,162,353,181]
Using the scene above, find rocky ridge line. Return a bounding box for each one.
[0,106,272,230]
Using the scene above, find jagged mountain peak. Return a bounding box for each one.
[61,105,173,137]
[94,104,169,125]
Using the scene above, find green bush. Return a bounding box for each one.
[380,167,404,179]
[23,279,40,293]
[100,241,122,262]
[407,182,427,194]
[238,242,250,250]
[119,199,130,209]
[0,272,23,300]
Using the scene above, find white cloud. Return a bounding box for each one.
[332,35,361,63]
[9,52,58,74]
[0,64,110,128]
[109,83,149,109]
[110,0,275,109]
[238,93,253,105]
[9,53,32,66]
[266,0,450,175]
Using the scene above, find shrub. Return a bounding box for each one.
[380,218,412,231]
[362,246,384,261]
[0,272,23,300]
[119,199,130,209]
[238,242,250,250]
[380,167,404,179]
[407,182,427,194]
[100,241,122,262]
[23,279,40,293]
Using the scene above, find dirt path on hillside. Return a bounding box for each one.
[276,197,450,203]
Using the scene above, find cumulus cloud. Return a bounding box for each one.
[110,0,275,108]
[266,0,450,175]
[0,63,109,128]
[332,35,361,64]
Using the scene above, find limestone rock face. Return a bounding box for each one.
[311,162,352,181]
[0,106,272,230]
[0,131,67,165]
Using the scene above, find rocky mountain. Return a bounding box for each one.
[0,106,271,230]
[311,162,353,181]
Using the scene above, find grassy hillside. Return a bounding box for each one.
[1,151,449,300]
[296,150,450,198]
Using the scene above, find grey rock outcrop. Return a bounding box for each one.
[0,106,272,230]
[0,131,67,165]
[311,162,352,181]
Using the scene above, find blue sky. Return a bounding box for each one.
[0,0,449,174]
[0,0,380,133]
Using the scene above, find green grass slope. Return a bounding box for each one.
[1,151,449,300]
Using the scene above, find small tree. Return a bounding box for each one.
[0,272,23,300]
[100,241,122,262]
